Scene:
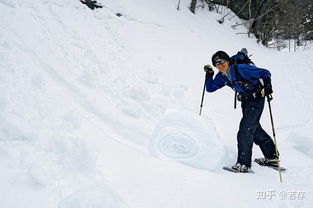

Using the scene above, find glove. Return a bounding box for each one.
[263,77,273,96]
[204,64,214,77]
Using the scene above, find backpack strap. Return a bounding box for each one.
[232,63,264,109]
[233,63,261,92]
[233,62,242,81]
[233,63,241,109]
[234,91,237,109]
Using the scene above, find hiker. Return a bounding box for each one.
[204,50,278,172]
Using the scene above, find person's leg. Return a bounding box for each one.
[253,124,278,159]
[237,98,264,167]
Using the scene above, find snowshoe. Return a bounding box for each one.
[223,163,253,173]
[254,158,286,172]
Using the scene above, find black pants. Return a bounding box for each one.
[237,97,277,167]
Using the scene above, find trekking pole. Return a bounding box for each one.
[266,94,283,183]
[177,0,181,10]
[199,76,207,116]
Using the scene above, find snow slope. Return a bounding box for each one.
[1,0,313,207]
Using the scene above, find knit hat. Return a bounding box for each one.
[211,51,230,66]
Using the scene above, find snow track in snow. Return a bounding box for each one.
[58,185,129,208]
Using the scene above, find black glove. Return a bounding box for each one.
[263,77,273,95]
[204,64,214,78]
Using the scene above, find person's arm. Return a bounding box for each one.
[239,64,271,80]
[205,72,227,92]
[239,64,273,95]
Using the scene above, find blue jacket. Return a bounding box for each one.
[205,64,271,94]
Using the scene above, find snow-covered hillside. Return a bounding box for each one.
[1,0,313,207]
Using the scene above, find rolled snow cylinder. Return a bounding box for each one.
[149,110,225,171]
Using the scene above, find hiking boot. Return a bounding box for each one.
[255,158,279,167]
[231,163,251,173]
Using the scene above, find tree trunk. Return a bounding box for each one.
[248,0,267,36]
[190,0,197,14]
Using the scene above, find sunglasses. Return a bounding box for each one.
[214,59,226,66]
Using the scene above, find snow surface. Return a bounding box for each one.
[1,0,313,207]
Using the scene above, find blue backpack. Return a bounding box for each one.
[232,50,256,86]
[228,49,263,108]
[226,49,257,91]
[231,50,254,66]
